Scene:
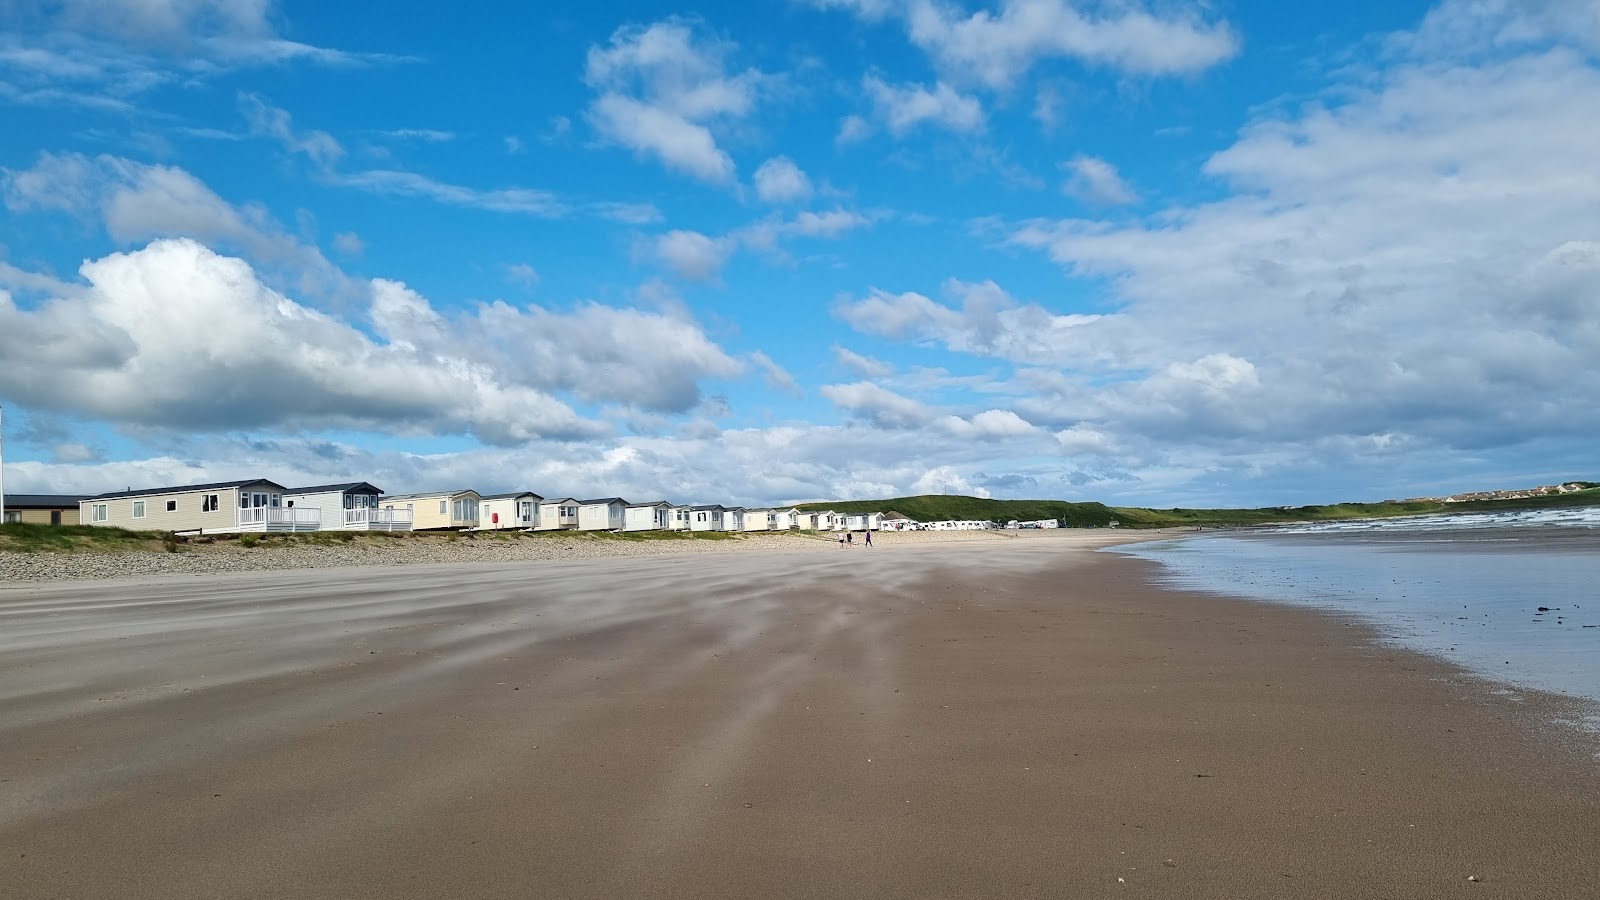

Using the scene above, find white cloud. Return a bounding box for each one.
[584,20,764,184]
[808,0,1239,88]
[836,278,1102,364]
[863,76,984,136]
[653,229,735,281]
[651,209,876,278]
[0,239,747,443]
[2,150,357,301]
[332,168,566,216]
[833,346,894,378]
[377,128,456,142]
[748,351,801,394]
[1061,154,1137,205]
[332,231,364,256]
[821,381,934,428]
[987,24,1600,462]
[836,114,873,145]
[753,156,813,203]
[504,263,540,288]
[240,91,345,169]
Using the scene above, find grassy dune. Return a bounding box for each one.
[797,485,1600,528]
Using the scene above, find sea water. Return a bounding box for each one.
[1112,507,1600,709]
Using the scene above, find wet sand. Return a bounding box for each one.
[1,534,1595,899]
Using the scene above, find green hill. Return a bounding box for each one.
[795,487,1600,529]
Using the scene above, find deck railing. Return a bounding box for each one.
[238,508,321,526]
[344,508,414,526]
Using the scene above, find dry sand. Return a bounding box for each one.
[1,532,1595,899]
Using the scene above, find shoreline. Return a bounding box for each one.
[2,536,1594,898]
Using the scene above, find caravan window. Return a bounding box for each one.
[133,500,146,518]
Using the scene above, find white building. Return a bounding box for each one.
[772,508,801,530]
[687,505,726,531]
[724,507,747,531]
[577,498,628,531]
[479,492,541,530]
[623,501,674,532]
[284,482,412,531]
[536,498,579,531]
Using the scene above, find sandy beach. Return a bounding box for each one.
[1,532,1595,899]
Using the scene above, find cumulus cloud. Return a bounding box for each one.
[820,381,933,428]
[584,20,764,184]
[1061,154,1137,205]
[836,278,1102,364]
[2,150,357,301]
[863,76,984,136]
[753,156,813,203]
[807,0,1240,88]
[0,239,746,443]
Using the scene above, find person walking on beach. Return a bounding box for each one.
[846,532,853,546]
[838,534,847,548]
[864,530,873,548]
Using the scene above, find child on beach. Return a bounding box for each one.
[864,530,872,547]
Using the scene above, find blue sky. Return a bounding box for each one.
[2,0,1598,507]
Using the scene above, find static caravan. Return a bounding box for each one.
[623,501,674,532]
[82,479,319,533]
[723,507,746,531]
[535,498,579,530]
[577,498,628,531]
[687,505,726,532]
[284,482,412,531]
[772,508,800,530]
[478,492,541,531]
[740,508,772,532]
[381,490,481,531]
[667,504,693,531]
[845,513,882,531]
[3,494,87,526]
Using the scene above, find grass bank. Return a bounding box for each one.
[797,486,1600,529]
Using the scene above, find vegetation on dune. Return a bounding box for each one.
[0,522,168,553]
[798,487,1600,529]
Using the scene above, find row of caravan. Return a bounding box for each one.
[73,478,884,535]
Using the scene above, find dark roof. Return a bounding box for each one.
[627,500,673,508]
[688,504,726,511]
[578,497,629,505]
[88,479,285,501]
[482,491,543,501]
[283,482,383,495]
[4,494,89,509]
